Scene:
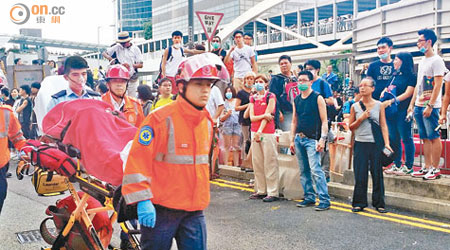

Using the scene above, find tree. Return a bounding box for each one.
[143,21,152,40]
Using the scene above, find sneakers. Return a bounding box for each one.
[296,200,316,208]
[384,165,399,174]
[262,196,279,202]
[394,166,413,176]
[315,203,330,211]
[411,167,428,178]
[423,168,441,180]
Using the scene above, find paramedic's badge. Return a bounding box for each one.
[139,126,154,146]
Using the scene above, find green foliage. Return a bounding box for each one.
[143,21,152,40]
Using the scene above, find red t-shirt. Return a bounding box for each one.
[250,92,276,133]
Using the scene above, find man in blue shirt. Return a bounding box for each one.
[322,65,340,92]
[47,56,101,112]
[304,60,333,103]
[367,37,394,100]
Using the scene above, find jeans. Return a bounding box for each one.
[414,106,440,140]
[386,109,415,169]
[294,135,330,205]
[140,205,207,250]
[0,163,8,214]
[352,141,385,209]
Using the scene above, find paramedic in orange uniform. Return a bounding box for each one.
[102,64,145,127]
[0,105,27,214]
[122,53,229,250]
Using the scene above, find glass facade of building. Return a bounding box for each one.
[118,0,152,35]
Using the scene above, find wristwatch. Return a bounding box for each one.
[427,103,434,108]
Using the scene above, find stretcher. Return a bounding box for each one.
[18,99,141,250]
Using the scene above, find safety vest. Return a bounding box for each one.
[102,93,145,127]
[122,96,213,211]
[0,106,26,167]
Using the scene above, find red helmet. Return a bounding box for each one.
[176,53,230,83]
[106,65,130,81]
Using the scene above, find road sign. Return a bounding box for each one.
[195,11,224,42]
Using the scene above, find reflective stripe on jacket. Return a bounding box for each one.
[0,106,26,167]
[102,93,145,127]
[122,96,213,211]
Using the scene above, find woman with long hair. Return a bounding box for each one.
[382,52,416,175]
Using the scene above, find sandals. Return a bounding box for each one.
[351,207,364,213]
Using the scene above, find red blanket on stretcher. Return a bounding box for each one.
[42,99,137,186]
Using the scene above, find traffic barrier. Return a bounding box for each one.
[277,131,303,199]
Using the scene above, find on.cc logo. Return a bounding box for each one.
[10,3,30,25]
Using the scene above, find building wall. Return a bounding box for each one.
[152,0,251,40]
[119,0,152,34]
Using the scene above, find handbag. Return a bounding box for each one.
[379,76,398,119]
[359,101,395,167]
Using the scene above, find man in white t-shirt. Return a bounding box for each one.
[224,30,257,92]
[409,28,448,180]
[160,30,203,94]
[206,85,225,124]
[102,32,143,98]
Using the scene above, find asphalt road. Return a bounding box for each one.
[1,160,450,250]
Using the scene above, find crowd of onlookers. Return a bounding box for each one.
[204,28,450,213]
[255,14,353,45]
[2,27,449,215]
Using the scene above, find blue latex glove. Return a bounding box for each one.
[137,200,156,228]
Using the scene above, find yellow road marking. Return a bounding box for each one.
[330,200,450,228]
[210,181,254,192]
[211,179,450,234]
[215,178,251,187]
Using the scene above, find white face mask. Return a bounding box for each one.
[173,43,182,49]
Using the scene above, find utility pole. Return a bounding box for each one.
[188,0,194,49]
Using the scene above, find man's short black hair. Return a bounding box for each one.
[298,64,304,71]
[97,82,108,95]
[31,82,41,89]
[14,58,21,65]
[298,70,314,81]
[138,84,153,102]
[64,56,88,75]
[20,84,31,95]
[244,32,253,39]
[172,30,183,38]
[233,30,244,38]
[1,88,9,97]
[278,55,292,64]
[377,37,393,47]
[304,59,321,70]
[418,28,438,46]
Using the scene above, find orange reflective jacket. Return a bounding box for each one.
[102,93,145,127]
[0,106,26,167]
[122,96,213,211]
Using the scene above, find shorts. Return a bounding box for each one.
[222,123,241,136]
[414,106,440,140]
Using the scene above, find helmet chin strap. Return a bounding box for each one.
[179,88,204,110]
[109,79,129,99]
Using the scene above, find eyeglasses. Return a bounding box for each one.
[417,39,427,43]
[359,84,374,88]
